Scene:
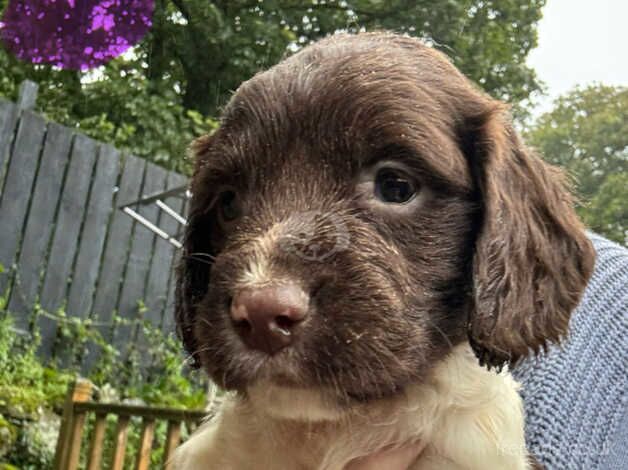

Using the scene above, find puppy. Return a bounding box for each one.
[172,32,594,469]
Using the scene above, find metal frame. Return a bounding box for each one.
[119,185,189,249]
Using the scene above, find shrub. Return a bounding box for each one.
[0,301,207,468]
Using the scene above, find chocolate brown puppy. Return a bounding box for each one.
[173,32,594,469]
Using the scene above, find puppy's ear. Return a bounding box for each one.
[464,105,595,368]
[175,134,216,368]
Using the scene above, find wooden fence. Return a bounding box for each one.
[53,379,206,470]
[0,83,189,369]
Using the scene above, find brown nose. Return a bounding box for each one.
[230,285,309,354]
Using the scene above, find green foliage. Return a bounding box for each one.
[0,318,73,415]
[0,297,207,468]
[526,84,628,245]
[0,40,218,174]
[146,0,545,113]
[0,315,73,468]
[582,173,628,244]
[0,0,545,170]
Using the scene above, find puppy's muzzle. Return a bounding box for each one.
[230,284,309,354]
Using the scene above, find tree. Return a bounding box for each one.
[147,0,545,115]
[0,0,546,172]
[526,84,628,245]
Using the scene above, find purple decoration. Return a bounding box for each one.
[1,0,154,70]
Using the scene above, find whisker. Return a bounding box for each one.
[424,315,455,350]
[182,255,215,266]
[188,252,216,260]
[180,344,215,369]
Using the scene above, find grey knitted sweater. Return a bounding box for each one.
[513,234,628,470]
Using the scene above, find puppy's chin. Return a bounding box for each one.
[246,381,347,422]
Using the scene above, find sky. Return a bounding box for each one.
[527,0,628,114]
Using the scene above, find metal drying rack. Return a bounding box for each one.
[119,185,190,249]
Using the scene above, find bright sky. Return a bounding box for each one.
[527,0,628,114]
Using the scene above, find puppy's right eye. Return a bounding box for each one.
[374,168,417,204]
[218,190,241,223]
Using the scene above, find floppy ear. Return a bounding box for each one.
[465,106,595,368]
[175,134,216,368]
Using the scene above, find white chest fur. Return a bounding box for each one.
[172,344,531,470]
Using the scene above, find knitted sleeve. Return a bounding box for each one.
[513,233,628,470]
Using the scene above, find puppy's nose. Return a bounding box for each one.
[230,285,309,354]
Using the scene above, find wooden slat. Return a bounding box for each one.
[16,80,39,111]
[143,172,187,325]
[81,155,146,372]
[65,411,87,470]
[53,379,93,470]
[0,99,19,195]
[162,271,179,335]
[66,144,121,318]
[6,124,73,320]
[139,173,187,368]
[162,193,189,335]
[73,402,207,422]
[111,416,130,470]
[135,418,156,470]
[38,134,98,357]
[114,162,168,350]
[0,112,46,303]
[90,155,145,324]
[162,420,182,470]
[86,413,107,470]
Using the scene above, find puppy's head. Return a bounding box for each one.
[175,33,594,412]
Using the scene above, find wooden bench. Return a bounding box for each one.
[53,379,207,470]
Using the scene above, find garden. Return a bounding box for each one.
[0,280,207,469]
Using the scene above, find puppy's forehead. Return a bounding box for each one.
[211,35,472,190]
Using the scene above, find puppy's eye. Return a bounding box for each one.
[374,168,417,204]
[218,190,241,222]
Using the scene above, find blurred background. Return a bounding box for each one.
[0,1,625,468]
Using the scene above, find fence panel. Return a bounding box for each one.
[114,162,168,351]
[38,134,98,356]
[90,154,146,331]
[144,172,187,326]
[0,111,47,313]
[81,154,146,372]
[6,123,74,319]
[0,86,189,372]
[0,100,19,193]
[66,144,121,318]
[138,172,187,366]
[162,193,188,334]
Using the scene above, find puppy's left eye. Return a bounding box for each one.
[218,190,241,222]
[374,168,417,204]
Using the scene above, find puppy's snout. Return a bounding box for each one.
[230,285,309,354]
